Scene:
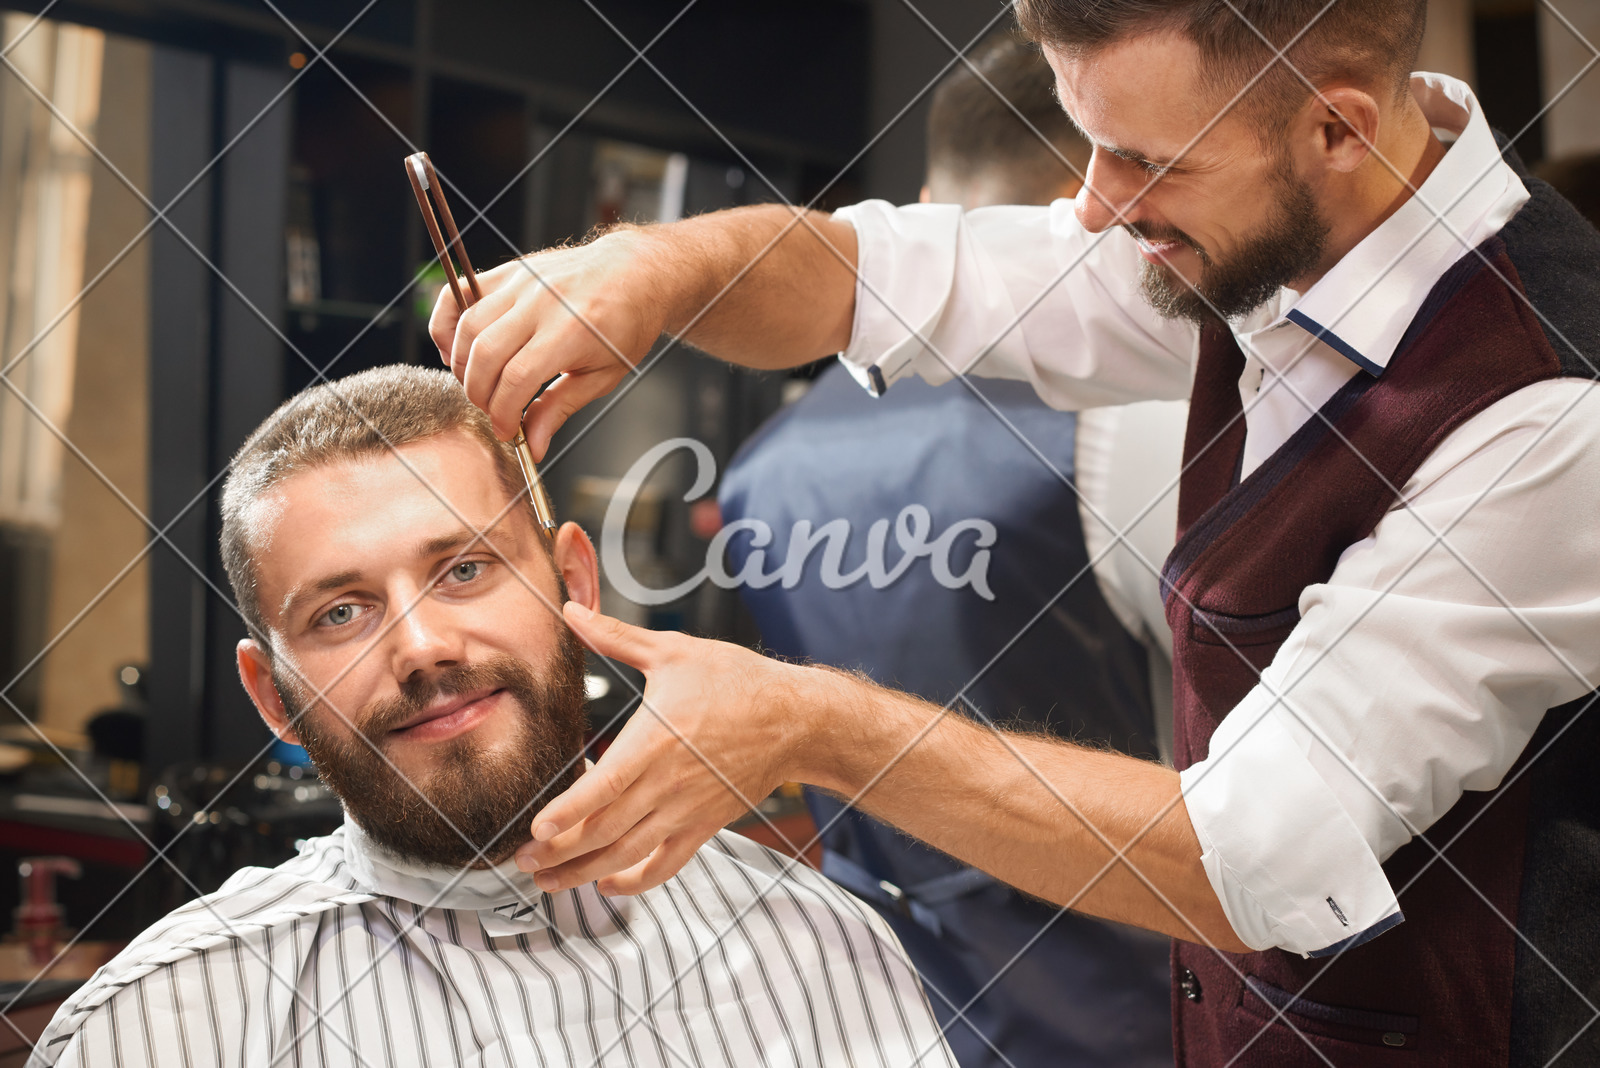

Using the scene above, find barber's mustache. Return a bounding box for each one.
[1124,222,1208,261]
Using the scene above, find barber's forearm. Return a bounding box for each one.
[800,668,1249,952]
[621,204,858,370]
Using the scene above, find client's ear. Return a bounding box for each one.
[237,640,303,746]
[551,521,601,611]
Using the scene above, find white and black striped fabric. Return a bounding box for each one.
[32,823,958,1067]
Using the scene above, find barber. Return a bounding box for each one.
[432,2,1600,1065]
[719,30,1177,1068]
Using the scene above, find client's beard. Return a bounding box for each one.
[1133,159,1330,325]
[276,634,588,870]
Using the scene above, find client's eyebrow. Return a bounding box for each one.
[282,570,362,623]
[281,527,519,623]
[414,526,517,561]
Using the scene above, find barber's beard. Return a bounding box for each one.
[276,635,588,870]
[1133,163,1330,325]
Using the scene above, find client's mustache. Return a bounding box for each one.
[357,656,538,741]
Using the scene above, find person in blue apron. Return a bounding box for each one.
[716,34,1178,1067]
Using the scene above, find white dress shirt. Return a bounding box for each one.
[33,822,958,1067]
[1074,399,1189,763]
[832,73,1600,956]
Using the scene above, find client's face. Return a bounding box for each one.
[239,430,594,869]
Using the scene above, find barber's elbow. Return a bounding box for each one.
[1172,899,1256,955]
[1159,870,1257,954]
[1200,927,1255,956]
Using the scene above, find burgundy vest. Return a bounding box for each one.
[1162,176,1600,1067]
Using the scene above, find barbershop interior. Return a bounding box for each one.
[0,0,1595,1065]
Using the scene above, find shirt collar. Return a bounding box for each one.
[1265,72,1529,375]
[342,816,547,919]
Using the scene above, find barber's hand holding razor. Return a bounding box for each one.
[428,206,860,455]
[429,232,670,451]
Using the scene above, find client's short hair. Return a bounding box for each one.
[220,365,536,647]
[926,31,1088,205]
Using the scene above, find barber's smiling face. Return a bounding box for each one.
[1045,31,1331,321]
[235,429,597,867]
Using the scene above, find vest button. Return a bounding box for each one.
[1382,1032,1406,1047]
[1178,968,1203,1002]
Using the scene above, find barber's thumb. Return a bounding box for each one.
[563,601,656,666]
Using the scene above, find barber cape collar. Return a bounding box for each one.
[342,817,552,934]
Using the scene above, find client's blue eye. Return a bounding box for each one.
[322,604,356,626]
[451,561,479,582]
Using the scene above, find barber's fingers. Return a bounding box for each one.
[453,287,522,397]
[527,811,678,893]
[597,831,712,897]
[562,602,667,671]
[518,778,656,884]
[521,727,649,859]
[432,261,518,376]
[463,311,633,444]
[517,631,676,867]
[515,369,625,462]
[427,283,462,366]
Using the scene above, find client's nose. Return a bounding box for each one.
[390,597,464,681]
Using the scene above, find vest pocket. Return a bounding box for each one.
[1189,604,1301,648]
[1238,976,1421,1051]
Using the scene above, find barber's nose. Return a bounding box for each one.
[391,597,463,679]
[1075,146,1143,234]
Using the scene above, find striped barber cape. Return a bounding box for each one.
[32,822,958,1068]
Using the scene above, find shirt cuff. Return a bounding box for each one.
[831,199,964,395]
[1180,686,1403,957]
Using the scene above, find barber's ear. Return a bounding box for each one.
[552,522,601,612]
[1308,86,1381,175]
[237,639,303,746]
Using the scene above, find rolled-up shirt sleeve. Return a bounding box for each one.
[831,198,1197,406]
[1181,379,1600,956]
[1182,686,1406,956]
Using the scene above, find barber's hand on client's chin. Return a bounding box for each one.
[517,601,810,896]
[428,232,667,453]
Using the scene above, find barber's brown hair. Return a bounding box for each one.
[220,365,539,647]
[1016,0,1427,137]
[926,31,1089,203]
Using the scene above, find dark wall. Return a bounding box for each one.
[30,0,871,165]
[1475,2,1546,163]
[860,0,1014,203]
[0,526,51,724]
[146,47,293,768]
[434,0,871,164]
